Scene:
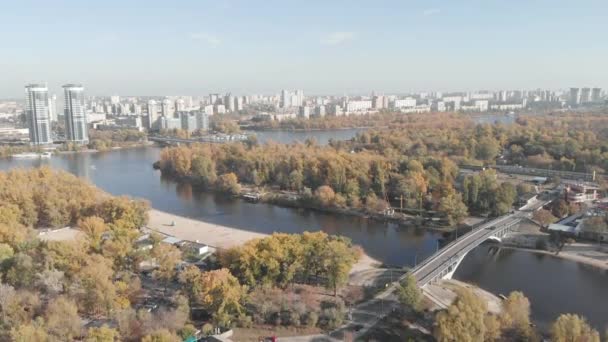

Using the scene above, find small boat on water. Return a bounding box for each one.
[11,152,52,159]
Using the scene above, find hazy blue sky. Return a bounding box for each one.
[1,0,607,97]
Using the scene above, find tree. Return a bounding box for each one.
[141,329,181,342]
[10,318,49,342]
[476,136,500,161]
[191,156,217,188]
[550,314,600,342]
[74,254,118,316]
[152,243,182,287]
[582,216,608,245]
[501,291,533,338]
[551,199,569,219]
[493,182,517,216]
[5,253,36,288]
[216,173,241,195]
[196,268,247,328]
[45,296,82,341]
[532,209,557,228]
[435,289,487,342]
[79,216,107,252]
[397,273,422,311]
[85,325,119,342]
[325,240,357,296]
[438,193,469,225]
[314,185,336,207]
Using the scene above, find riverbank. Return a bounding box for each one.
[145,208,382,274]
[502,243,608,271]
[245,126,375,132]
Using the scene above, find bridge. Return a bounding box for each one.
[148,134,248,146]
[411,213,522,286]
[332,196,552,339]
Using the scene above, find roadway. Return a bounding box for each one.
[335,196,552,339]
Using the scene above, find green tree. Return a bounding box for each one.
[397,273,422,311]
[476,136,500,161]
[550,314,600,342]
[439,193,469,225]
[191,156,217,188]
[325,240,357,296]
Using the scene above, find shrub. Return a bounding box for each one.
[305,312,319,327]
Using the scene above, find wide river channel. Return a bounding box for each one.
[0,127,606,331]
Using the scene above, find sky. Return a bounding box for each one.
[1,0,608,97]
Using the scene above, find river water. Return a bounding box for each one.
[0,131,606,331]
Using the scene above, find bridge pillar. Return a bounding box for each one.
[442,253,467,280]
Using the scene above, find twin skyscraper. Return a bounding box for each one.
[24,83,89,145]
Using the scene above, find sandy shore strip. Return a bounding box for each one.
[503,244,608,271]
[146,208,382,273]
[147,209,267,249]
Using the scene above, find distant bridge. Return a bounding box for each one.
[148,135,248,146]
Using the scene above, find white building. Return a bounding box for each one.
[48,94,57,122]
[25,84,52,145]
[161,99,173,117]
[63,84,89,144]
[175,98,186,112]
[345,100,373,114]
[147,100,158,130]
[196,111,209,131]
[392,98,417,109]
[215,104,226,114]
[298,106,311,119]
[203,105,214,116]
[160,116,181,130]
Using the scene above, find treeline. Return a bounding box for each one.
[249,111,403,131]
[178,232,359,329]
[462,169,519,216]
[0,168,198,341]
[433,288,601,342]
[339,111,608,174]
[155,140,471,223]
[88,129,146,151]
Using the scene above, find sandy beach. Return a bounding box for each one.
[503,243,608,271]
[146,209,267,249]
[146,208,382,275]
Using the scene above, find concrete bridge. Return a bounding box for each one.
[148,135,248,146]
[411,213,522,286]
[332,197,552,339]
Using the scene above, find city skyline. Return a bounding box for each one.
[2,0,608,97]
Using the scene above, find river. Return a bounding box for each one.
[0,138,606,331]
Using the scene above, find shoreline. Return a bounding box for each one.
[145,208,383,273]
[244,126,374,132]
[502,244,608,271]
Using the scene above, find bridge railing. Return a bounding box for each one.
[410,215,512,277]
[416,218,521,285]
